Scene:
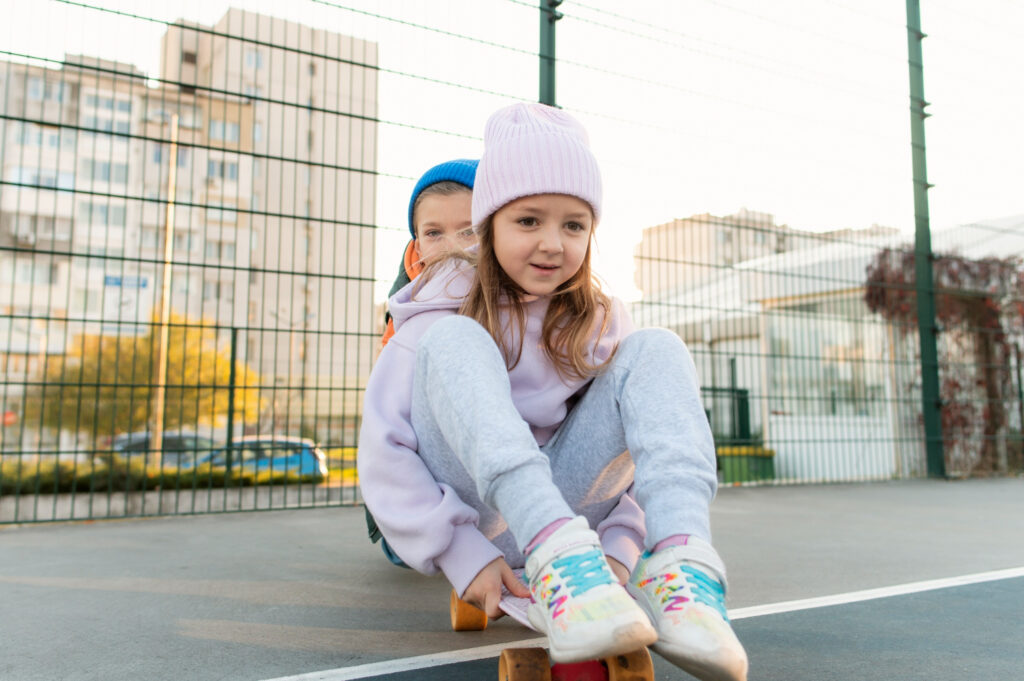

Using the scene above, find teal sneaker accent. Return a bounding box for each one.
[680,565,729,620]
[627,542,748,681]
[551,548,614,596]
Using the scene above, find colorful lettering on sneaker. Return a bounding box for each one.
[534,573,570,620]
[638,566,729,620]
[637,572,691,612]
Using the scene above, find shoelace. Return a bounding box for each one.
[679,565,729,620]
[551,548,613,596]
[640,564,730,620]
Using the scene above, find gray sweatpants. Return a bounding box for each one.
[411,315,718,569]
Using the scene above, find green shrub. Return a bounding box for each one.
[0,457,322,495]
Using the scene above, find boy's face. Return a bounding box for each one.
[413,192,475,262]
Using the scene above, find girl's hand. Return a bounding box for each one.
[462,557,531,619]
[607,556,630,585]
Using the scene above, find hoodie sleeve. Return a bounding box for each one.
[358,325,503,596]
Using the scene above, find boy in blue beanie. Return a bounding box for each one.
[380,158,478,348]
[369,159,478,562]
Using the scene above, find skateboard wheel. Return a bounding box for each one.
[450,589,488,631]
[605,648,654,681]
[499,647,552,681]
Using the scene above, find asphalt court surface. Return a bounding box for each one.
[276,573,1024,681]
[2,479,1023,681]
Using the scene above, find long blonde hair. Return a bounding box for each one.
[454,214,616,380]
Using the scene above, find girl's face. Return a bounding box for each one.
[413,192,475,262]
[491,193,594,298]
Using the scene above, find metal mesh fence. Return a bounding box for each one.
[0,0,1021,522]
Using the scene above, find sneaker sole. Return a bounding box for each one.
[652,641,748,681]
[528,608,657,665]
[628,584,748,681]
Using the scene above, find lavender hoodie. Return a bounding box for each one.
[357,260,644,594]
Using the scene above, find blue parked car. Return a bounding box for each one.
[197,436,328,480]
[111,431,214,469]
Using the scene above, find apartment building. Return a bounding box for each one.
[161,9,379,442]
[633,209,822,299]
[0,9,379,447]
[0,55,256,448]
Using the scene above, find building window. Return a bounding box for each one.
[77,201,126,226]
[81,160,129,184]
[6,167,75,190]
[209,120,240,143]
[27,76,43,100]
[1,214,72,242]
[14,122,42,146]
[207,160,238,181]
[2,257,58,285]
[205,241,238,261]
[82,115,114,133]
[245,49,263,69]
[182,51,197,65]
[27,77,67,102]
[203,280,234,302]
[85,94,114,110]
[174,233,196,252]
[152,146,190,166]
[253,122,263,143]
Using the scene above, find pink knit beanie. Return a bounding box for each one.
[471,102,603,229]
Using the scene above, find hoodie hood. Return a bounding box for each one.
[388,258,474,336]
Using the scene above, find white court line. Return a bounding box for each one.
[727,565,1024,620]
[262,566,1024,681]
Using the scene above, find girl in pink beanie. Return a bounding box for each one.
[358,102,747,681]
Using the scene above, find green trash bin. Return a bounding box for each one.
[717,445,775,484]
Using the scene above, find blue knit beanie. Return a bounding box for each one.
[407,158,478,239]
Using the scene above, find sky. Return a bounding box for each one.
[1,0,1021,301]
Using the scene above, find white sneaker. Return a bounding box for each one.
[525,516,657,663]
[626,540,748,681]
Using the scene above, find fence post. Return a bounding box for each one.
[539,0,563,106]
[905,0,945,477]
[227,327,238,451]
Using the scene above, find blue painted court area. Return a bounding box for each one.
[288,575,1024,681]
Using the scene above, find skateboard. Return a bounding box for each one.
[450,588,655,681]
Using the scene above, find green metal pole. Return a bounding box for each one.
[227,327,237,451]
[906,0,945,477]
[539,0,563,106]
